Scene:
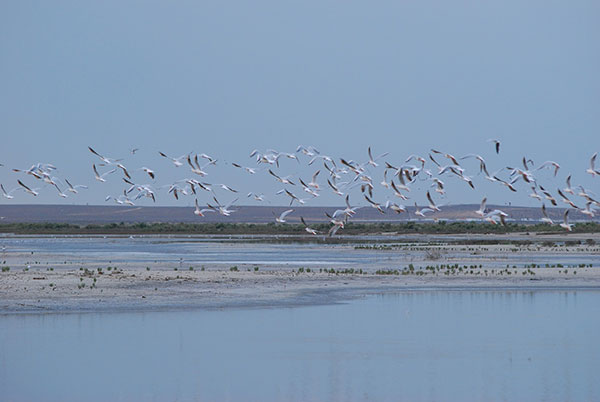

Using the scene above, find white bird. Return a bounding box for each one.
[51,183,68,198]
[274,209,294,223]
[307,170,320,189]
[207,196,237,216]
[280,152,300,163]
[65,179,88,194]
[1,184,19,199]
[278,189,305,206]
[199,153,217,165]
[586,152,600,176]
[431,178,445,195]
[426,191,441,212]
[308,154,334,166]
[405,154,426,167]
[187,154,213,176]
[563,175,574,195]
[269,169,295,185]
[296,145,320,157]
[300,217,320,235]
[135,167,154,180]
[581,202,596,218]
[17,180,38,196]
[459,154,487,173]
[541,204,553,224]
[116,163,131,180]
[327,179,344,196]
[93,164,116,182]
[414,202,435,218]
[327,220,344,237]
[105,190,135,206]
[194,199,214,217]
[298,178,319,198]
[536,161,560,177]
[88,146,120,165]
[458,173,475,189]
[557,189,578,209]
[364,195,385,214]
[159,151,186,167]
[529,186,542,201]
[367,146,389,167]
[341,194,358,217]
[539,186,558,206]
[390,181,409,200]
[494,176,517,192]
[576,186,600,206]
[475,197,487,217]
[217,184,238,193]
[380,170,391,189]
[431,149,461,166]
[484,209,508,226]
[231,162,257,174]
[560,210,573,231]
[387,201,407,214]
[247,192,265,202]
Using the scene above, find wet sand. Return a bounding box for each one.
[2,262,600,313]
[1,234,600,313]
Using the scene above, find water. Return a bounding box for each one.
[1,290,599,401]
[2,235,597,269]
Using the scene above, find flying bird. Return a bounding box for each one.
[274,209,294,223]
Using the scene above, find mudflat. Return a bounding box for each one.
[1,233,599,313]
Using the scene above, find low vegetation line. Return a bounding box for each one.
[1,221,599,235]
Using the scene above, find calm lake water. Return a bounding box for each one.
[1,290,599,401]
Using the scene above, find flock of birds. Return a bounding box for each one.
[1,140,599,236]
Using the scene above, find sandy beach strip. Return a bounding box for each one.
[2,263,600,313]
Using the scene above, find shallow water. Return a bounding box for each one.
[1,290,599,401]
[2,235,597,269]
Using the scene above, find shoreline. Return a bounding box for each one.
[2,232,599,314]
[2,266,600,314]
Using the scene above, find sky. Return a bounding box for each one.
[1,0,599,209]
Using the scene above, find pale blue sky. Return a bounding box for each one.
[1,1,599,208]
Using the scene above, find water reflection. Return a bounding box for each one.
[0,290,599,401]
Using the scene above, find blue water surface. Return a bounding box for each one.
[1,290,599,401]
